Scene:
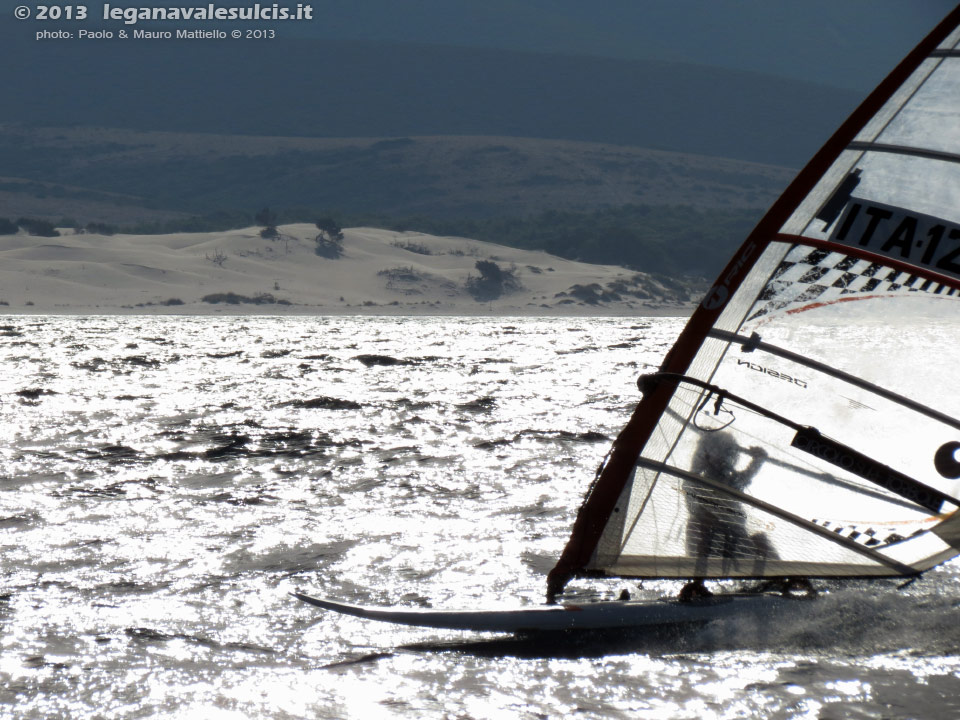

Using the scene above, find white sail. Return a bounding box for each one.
[549,6,960,599]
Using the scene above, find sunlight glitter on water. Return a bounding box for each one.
[2,315,959,719]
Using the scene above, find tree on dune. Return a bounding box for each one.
[314,217,344,258]
[255,207,279,240]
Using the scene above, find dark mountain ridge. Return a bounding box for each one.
[2,27,858,168]
[0,128,794,224]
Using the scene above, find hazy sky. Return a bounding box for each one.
[300,0,956,90]
[3,0,954,91]
[1,0,956,164]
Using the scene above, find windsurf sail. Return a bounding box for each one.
[548,5,960,601]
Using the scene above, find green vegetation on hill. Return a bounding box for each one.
[0,129,791,223]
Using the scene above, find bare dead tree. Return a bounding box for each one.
[205,248,228,267]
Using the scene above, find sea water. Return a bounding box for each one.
[0,315,958,719]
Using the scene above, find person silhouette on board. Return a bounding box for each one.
[679,430,775,601]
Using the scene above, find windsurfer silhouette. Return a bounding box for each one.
[679,430,774,601]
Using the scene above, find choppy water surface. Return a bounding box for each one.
[1,315,958,719]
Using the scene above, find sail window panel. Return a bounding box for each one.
[704,351,960,520]
[642,383,712,466]
[792,149,960,242]
[856,57,943,146]
[740,268,960,393]
[666,372,940,525]
[743,295,960,410]
[850,150,960,225]
[720,352,960,478]
[599,466,901,579]
[730,274,960,501]
[592,464,683,570]
[642,331,780,466]
[867,58,960,157]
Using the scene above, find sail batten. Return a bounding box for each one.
[548,5,960,601]
[846,141,960,165]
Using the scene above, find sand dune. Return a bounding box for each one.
[0,224,697,315]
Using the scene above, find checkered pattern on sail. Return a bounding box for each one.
[809,519,932,548]
[747,245,960,322]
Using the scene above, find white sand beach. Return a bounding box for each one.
[0,224,697,316]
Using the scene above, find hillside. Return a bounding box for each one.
[0,224,700,316]
[0,127,793,224]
